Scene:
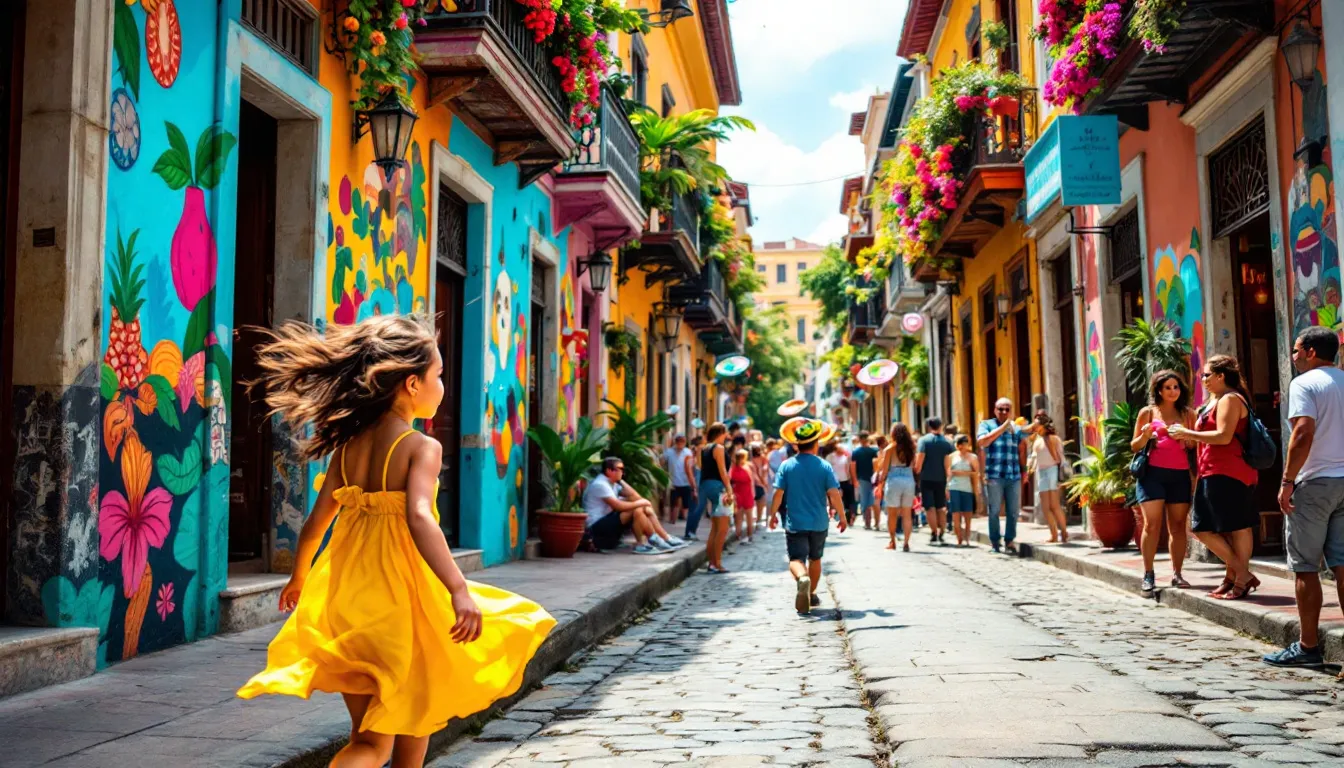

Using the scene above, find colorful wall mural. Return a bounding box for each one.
[84,0,232,664]
[1151,228,1207,406]
[448,117,569,566]
[1288,158,1341,336]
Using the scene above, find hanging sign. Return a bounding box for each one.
[901,313,924,334]
[1024,115,1121,224]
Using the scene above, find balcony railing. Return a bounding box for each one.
[847,284,886,344]
[423,1,568,118]
[961,89,1037,172]
[668,189,702,256]
[561,85,641,204]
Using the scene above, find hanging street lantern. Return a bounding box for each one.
[577,252,614,293]
[655,302,683,343]
[355,91,418,182]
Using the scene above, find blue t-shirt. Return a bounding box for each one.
[851,445,879,482]
[773,453,839,533]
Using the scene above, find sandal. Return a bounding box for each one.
[903,542,911,552]
[1170,574,1192,588]
[886,541,896,550]
[1210,578,1234,598]
[1218,579,1255,600]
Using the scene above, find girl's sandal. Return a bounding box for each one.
[1170,574,1192,588]
[1209,578,1234,598]
[1218,581,1253,600]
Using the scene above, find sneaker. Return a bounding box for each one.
[1263,642,1325,668]
[633,544,658,555]
[1141,571,1156,595]
[683,533,699,542]
[795,576,812,614]
[992,545,1001,554]
[810,593,821,607]
[929,534,938,545]
[666,536,688,549]
[648,535,674,551]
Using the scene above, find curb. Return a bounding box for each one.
[971,528,1344,664]
[276,541,711,767]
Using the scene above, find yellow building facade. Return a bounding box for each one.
[753,239,827,358]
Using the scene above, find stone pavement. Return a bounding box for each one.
[828,527,1344,766]
[0,541,709,768]
[970,519,1344,663]
[430,531,884,768]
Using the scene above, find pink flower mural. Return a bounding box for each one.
[99,433,172,598]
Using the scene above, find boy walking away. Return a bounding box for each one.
[771,420,845,616]
[915,417,954,544]
[852,432,879,529]
[1267,326,1344,668]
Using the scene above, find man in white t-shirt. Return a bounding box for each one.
[583,457,686,554]
[1269,326,1344,668]
[662,435,697,525]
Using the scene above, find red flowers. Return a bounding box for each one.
[395,14,409,29]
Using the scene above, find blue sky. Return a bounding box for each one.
[718,0,910,246]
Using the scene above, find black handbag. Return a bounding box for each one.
[1129,440,1153,480]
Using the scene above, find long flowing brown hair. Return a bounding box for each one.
[889,422,916,465]
[251,314,438,460]
[1204,354,1252,410]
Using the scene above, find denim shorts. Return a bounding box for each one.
[1036,465,1060,493]
[885,475,916,508]
[948,490,976,514]
[857,479,875,509]
[700,479,731,518]
[1135,465,1192,505]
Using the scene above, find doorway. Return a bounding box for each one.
[1008,258,1031,418]
[1110,206,1145,406]
[980,283,999,416]
[229,100,279,568]
[1052,254,1080,449]
[433,183,468,546]
[1230,214,1283,539]
[0,1,23,609]
[526,260,550,540]
[960,308,976,427]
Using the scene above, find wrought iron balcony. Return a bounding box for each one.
[669,259,740,352]
[1085,0,1273,129]
[885,260,929,315]
[846,284,886,345]
[929,89,1037,262]
[554,86,644,250]
[623,188,703,286]
[418,0,576,185]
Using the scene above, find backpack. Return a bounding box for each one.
[1231,395,1277,470]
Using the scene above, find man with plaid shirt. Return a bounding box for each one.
[977,397,1030,553]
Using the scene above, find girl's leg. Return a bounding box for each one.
[957,512,970,544]
[332,694,394,768]
[1166,503,1190,577]
[391,735,431,768]
[900,507,913,549]
[1138,500,1166,574]
[1042,489,1061,541]
[1049,492,1068,541]
[886,505,898,549]
[1192,531,1251,582]
[1229,528,1254,583]
[714,517,731,568]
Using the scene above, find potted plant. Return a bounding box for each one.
[526,417,609,558]
[603,323,640,371]
[1065,403,1140,548]
[599,399,674,499]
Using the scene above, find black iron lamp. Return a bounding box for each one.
[576,252,614,293]
[643,0,694,28]
[655,301,683,342]
[354,91,418,182]
[1281,17,1324,164]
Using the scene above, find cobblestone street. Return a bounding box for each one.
[433,527,1344,768]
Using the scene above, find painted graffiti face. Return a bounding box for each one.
[493,271,513,365]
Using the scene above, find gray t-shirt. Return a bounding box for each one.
[582,475,622,525]
[1288,366,1344,482]
[917,434,956,484]
[664,447,692,487]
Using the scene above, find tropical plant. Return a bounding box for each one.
[892,337,930,403]
[105,228,148,391]
[981,19,1011,56]
[799,243,852,332]
[332,0,434,110]
[600,399,675,497]
[1063,444,1130,506]
[742,306,809,435]
[627,107,755,211]
[1130,0,1186,53]
[1113,318,1192,397]
[526,417,609,515]
[603,323,641,370]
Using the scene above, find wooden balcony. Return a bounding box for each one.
[418,0,576,185]
[554,86,644,250]
[1086,0,1272,129]
[846,285,886,345]
[622,189,702,287]
[930,90,1037,262]
[668,260,742,353]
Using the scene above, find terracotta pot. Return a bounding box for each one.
[1089,501,1135,549]
[1132,507,1169,552]
[990,95,1020,117]
[537,510,587,558]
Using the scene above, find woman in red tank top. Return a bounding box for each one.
[1168,355,1262,600]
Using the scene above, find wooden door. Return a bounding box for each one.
[229,100,278,566]
[0,1,23,605]
[432,182,468,547]
[1013,310,1031,418]
[527,270,546,538]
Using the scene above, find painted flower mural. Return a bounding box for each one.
[99,434,172,599]
[1151,228,1206,405]
[1289,161,1340,336]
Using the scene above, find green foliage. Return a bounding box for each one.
[600,400,674,497]
[152,123,236,191]
[821,343,883,385]
[981,19,1010,55]
[892,337,930,403]
[1113,319,1192,397]
[1064,402,1139,507]
[627,107,754,211]
[743,306,809,436]
[799,243,851,332]
[334,0,431,110]
[603,323,641,371]
[113,2,140,99]
[526,417,610,515]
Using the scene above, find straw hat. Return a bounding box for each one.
[780,418,832,446]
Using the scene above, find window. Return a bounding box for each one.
[797,317,806,343]
[756,264,766,273]
[797,261,807,275]
[631,34,649,106]
[776,264,787,283]
[772,301,786,307]
[660,84,676,117]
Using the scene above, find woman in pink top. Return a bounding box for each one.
[1169,355,1262,601]
[1131,371,1197,595]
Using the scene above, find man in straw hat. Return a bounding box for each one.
[770,419,846,615]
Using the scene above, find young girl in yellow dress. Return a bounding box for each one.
[237,314,555,768]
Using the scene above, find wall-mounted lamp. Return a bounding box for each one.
[354,91,418,182]
[576,252,614,293]
[654,301,683,343]
[641,0,694,28]
[1281,17,1323,164]
[996,293,1011,326]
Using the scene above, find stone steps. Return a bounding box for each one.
[0,625,98,698]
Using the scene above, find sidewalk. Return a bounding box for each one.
[0,541,710,768]
[970,518,1344,664]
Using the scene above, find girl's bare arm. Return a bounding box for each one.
[278,454,343,611]
[406,436,482,643]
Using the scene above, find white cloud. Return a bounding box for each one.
[728,0,910,93]
[829,85,880,113]
[718,124,865,245]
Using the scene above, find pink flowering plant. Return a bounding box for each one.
[1036,0,1186,113]
[856,62,1025,296]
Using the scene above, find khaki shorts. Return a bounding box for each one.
[1286,476,1344,572]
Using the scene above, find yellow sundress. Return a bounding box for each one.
[237,431,556,737]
